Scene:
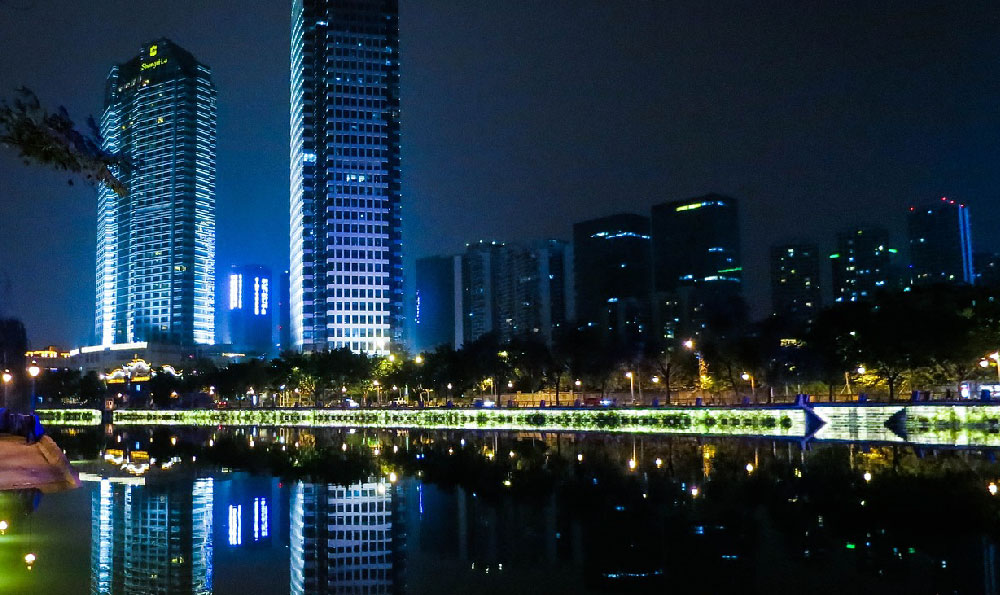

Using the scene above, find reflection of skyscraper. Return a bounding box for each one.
[291,480,401,594]
[90,477,214,594]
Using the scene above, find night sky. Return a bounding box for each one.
[1,1,998,347]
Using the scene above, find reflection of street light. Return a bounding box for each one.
[27,361,40,412]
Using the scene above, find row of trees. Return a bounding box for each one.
[32,284,1000,408]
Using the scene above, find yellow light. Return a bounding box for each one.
[388,471,397,483]
[503,479,512,487]
[27,363,40,378]
[655,457,663,468]
[690,486,699,497]
[628,458,636,470]
[577,453,583,462]
[1,371,11,384]
[170,436,177,446]
[857,366,866,374]
[0,520,7,533]
[991,352,1000,361]
[24,553,36,568]
[741,372,750,381]
[625,371,633,379]
[341,443,347,452]
[651,376,660,383]
[683,339,695,350]
[574,379,582,387]
[745,463,754,474]
[415,355,424,364]
[388,354,395,362]
[863,471,872,482]
[990,483,998,496]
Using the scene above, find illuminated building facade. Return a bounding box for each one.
[289,0,403,355]
[769,243,821,325]
[572,214,652,339]
[95,39,217,346]
[830,227,900,302]
[290,480,401,594]
[90,477,214,595]
[907,198,974,286]
[227,264,273,355]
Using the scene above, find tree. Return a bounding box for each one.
[0,88,128,195]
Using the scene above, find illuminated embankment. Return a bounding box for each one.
[37,407,807,438]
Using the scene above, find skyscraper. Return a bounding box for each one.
[651,194,741,294]
[830,227,900,302]
[414,256,458,352]
[572,214,651,339]
[650,195,742,336]
[95,39,217,346]
[226,264,273,355]
[769,243,821,325]
[907,198,974,286]
[290,0,403,355]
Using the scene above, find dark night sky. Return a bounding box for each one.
[1,1,998,347]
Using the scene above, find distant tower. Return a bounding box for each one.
[289,0,403,355]
[95,39,217,346]
[907,198,974,286]
[830,227,900,302]
[769,243,822,325]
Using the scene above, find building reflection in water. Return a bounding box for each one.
[291,478,404,594]
[89,476,213,594]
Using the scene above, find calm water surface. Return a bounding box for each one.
[2,426,1000,594]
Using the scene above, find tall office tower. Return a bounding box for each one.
[90,477,214,594]
[227,265,273,354]
[975,252,1000,287]
[907,198,974,286]
[278,270,292,352]
[572,214,651,339]
[769,243,822,326]
[533,239,574,344]
[290,480,402,595]
[290,0,403,355]
[650,195,741,337]
[830,227,900,303]
[414,256,458,352]
[95,39,217,346]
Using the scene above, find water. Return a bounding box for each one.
[3,426,1000,594]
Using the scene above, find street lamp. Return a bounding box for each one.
[414,355,424,364]
[2,370,11,408]
[741,372,755,393]
[625,371,634,402]
[27,361,40,412]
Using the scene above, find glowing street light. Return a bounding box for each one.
[857,366,866,374]
[863,471,872,482]
[415,355,424,364]
[1,369,11,408]
[574,379,582,387]
[24,553,36,570]
[990,482,998,496]
[0,520,8,534]
[683,339,695,350]
[625,371,634,401]
[27,361,40,412]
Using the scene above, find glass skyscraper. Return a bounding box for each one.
[95,39,217,346]
[290,0,403,355]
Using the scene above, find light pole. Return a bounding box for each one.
[741,372,755,399]
[625,371,634,403]
[1,370,11,409]
[27,362,40,412]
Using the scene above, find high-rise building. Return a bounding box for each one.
[830,227,900,302]
[907,198,974,286]
[414,256,458,352]
[90,477,214,594]
[650,195,742,337]
[289,0,403,355]
[95,39,216,346]
[456,240,573,346]
[226,265,273,355]
[769,243,822,325]
[572,214,651,339]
